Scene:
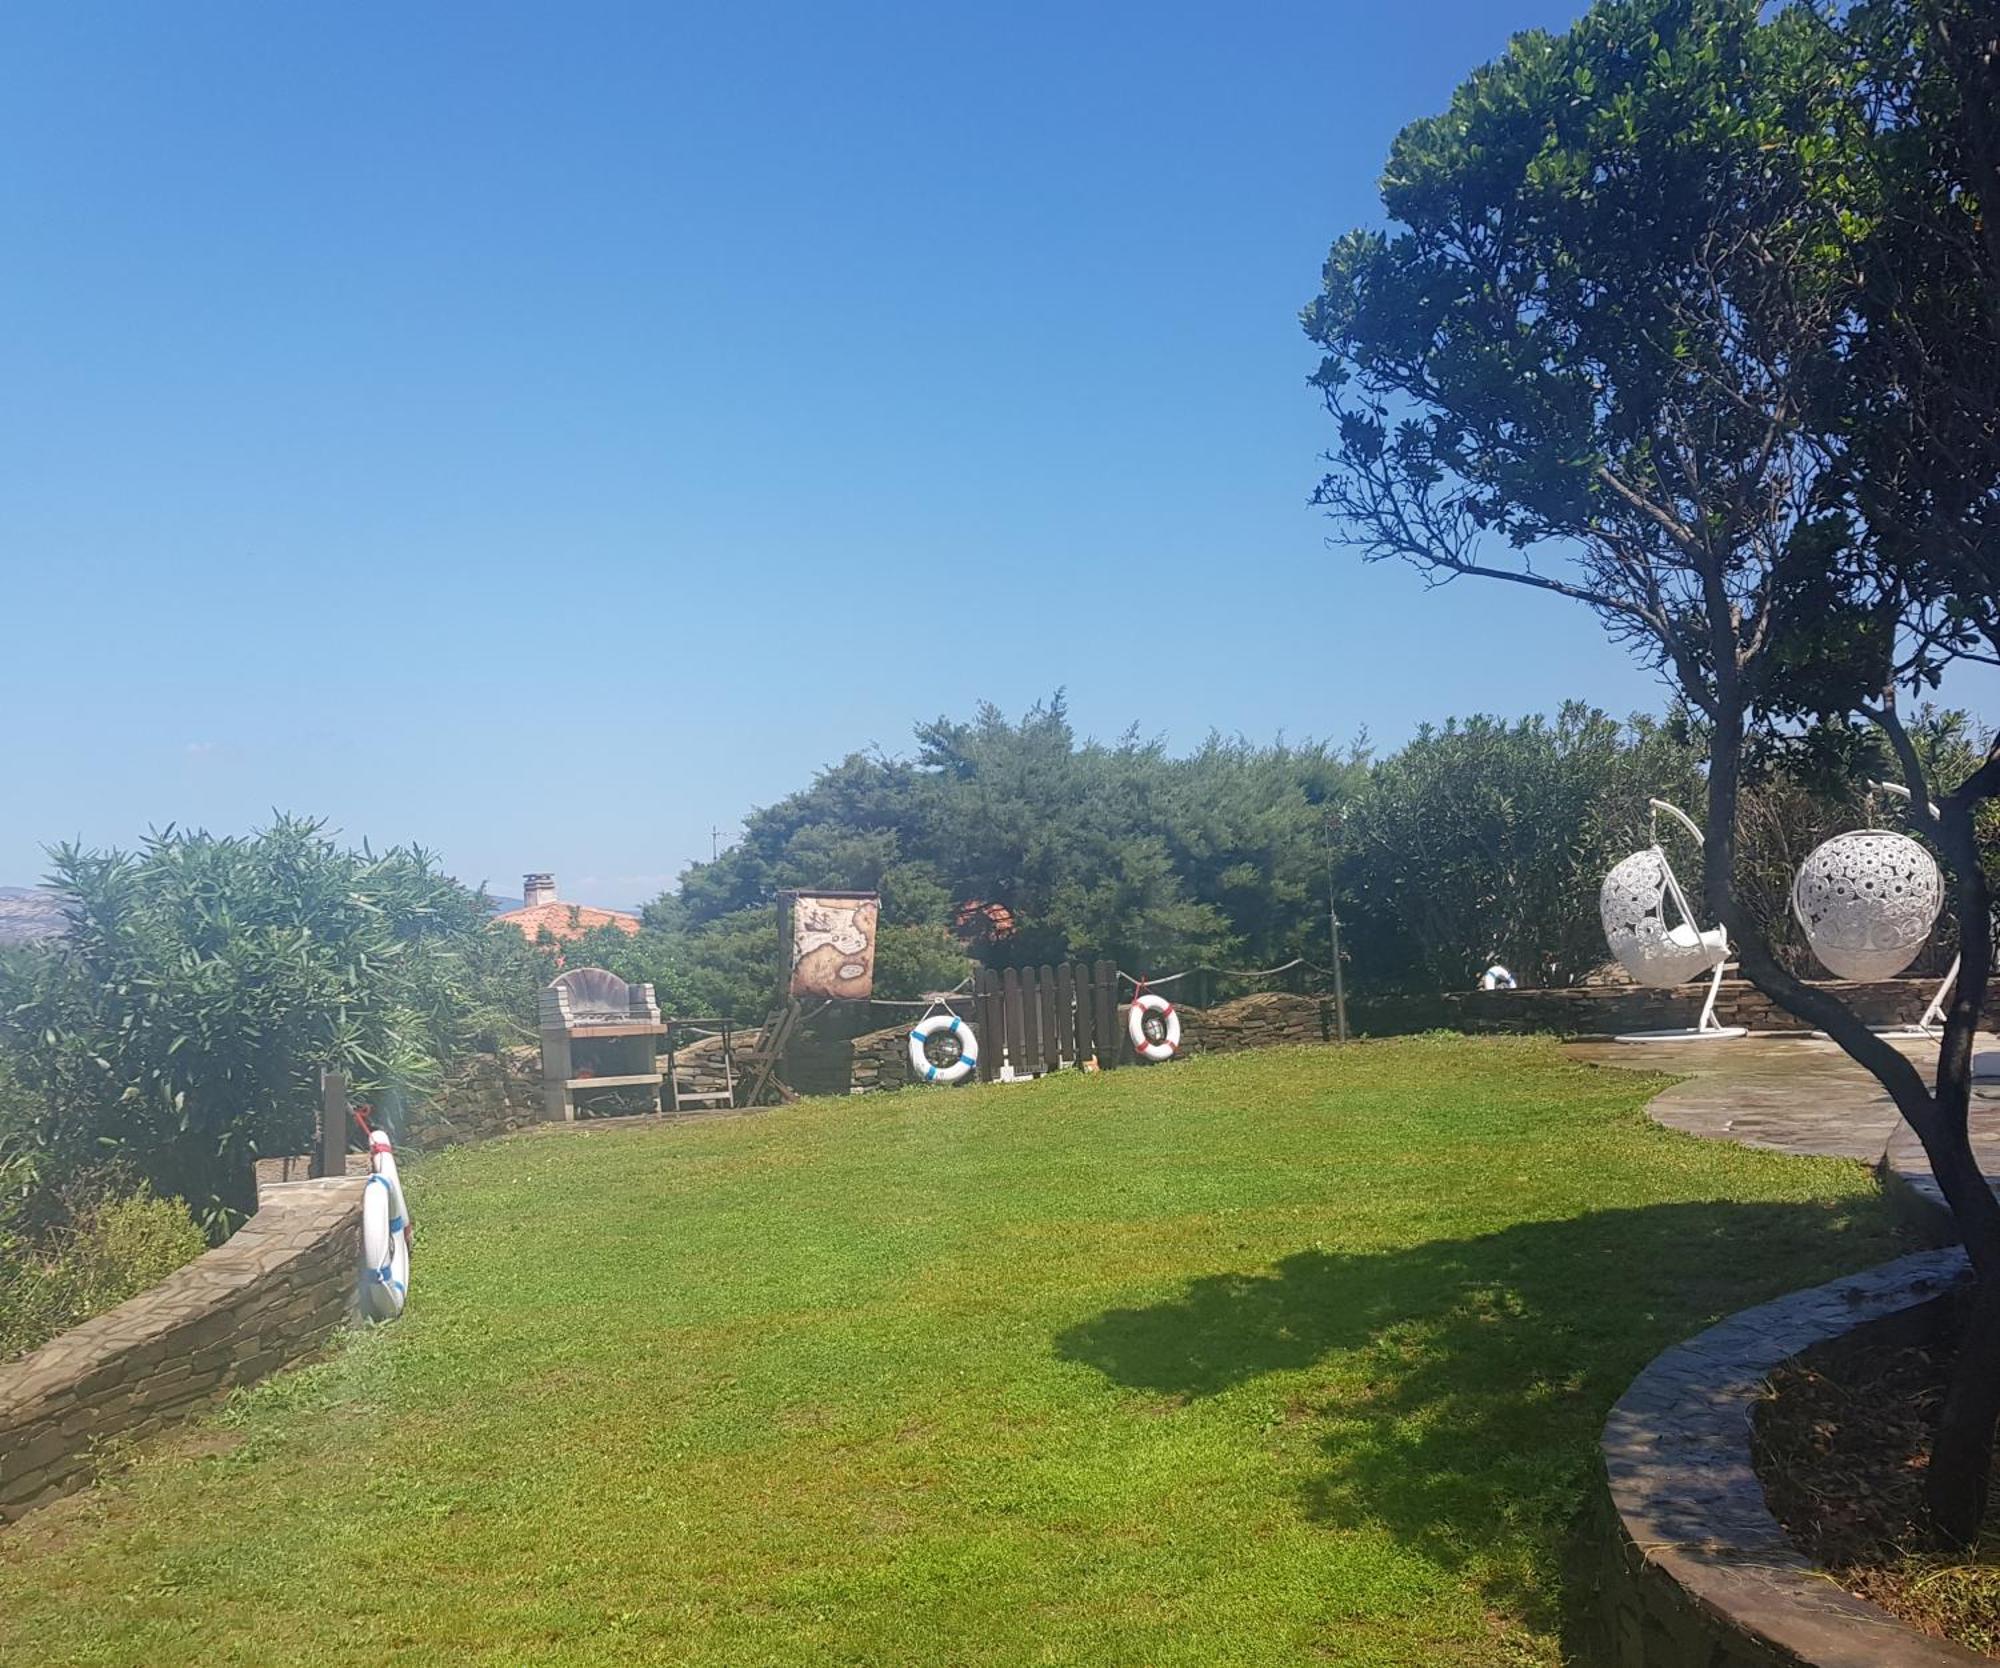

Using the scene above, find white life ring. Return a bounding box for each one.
[360,1173,409,1320]
[908,1014,977,1084]
[1128,992,1181,1062]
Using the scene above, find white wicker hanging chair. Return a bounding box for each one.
[1791,828,1943,983]
[1598,799,1744,1043]
[1600,849,1729,989]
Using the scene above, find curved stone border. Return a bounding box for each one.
[0,1174,366,1524]
[1591,1247,1980,1666]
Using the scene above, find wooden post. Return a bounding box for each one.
[1019,966,1042,1075]
[1039,965,1061,1075]
[315,1069,348,1179]
[1094,961,1119,1068]
[1073,962,1095,1067]
[974,967,999,1083]
[1003,968,1026,1079]
[1055,963,1077,1067]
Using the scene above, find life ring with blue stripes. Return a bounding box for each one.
[908,1014,977,1084]
[359,1173,409,1320]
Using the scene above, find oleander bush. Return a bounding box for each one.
[0,818,546,1236]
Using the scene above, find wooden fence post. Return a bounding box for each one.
[1022,966,1044,1075]
[1003,968,1026,1079]
[974,967,999,1083]
[1094,961,1119,1068]
[1039,966,1061,1075]
[1055,963,1077,1067]
[315,1069,348,1179]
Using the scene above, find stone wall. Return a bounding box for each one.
[1178,991,1338,1054]
[408,1048,542,1149]
[663,1028,760,1106]
[0,1174,367,1524]
[1349,975,1968,1040]
[849,1026,915,1092]
[648,977,1963,1098]
[1581,1248,1981,1666]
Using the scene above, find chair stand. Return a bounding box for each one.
[1613,960,1749,1044]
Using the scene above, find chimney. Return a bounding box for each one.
[522,872,556,909]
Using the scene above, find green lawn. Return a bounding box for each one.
[0,1037,1905,1667]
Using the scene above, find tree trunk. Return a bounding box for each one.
[1931,1275,2000,1547]
[1714,706,2000,1545]
[1922,758,2000,1544]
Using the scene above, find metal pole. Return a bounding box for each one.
[1329,898,1349,1044]
[1324,820,1349,1045]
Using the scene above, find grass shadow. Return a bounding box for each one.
[1054,1198,1900,1655]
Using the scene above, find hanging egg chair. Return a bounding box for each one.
[1600,849,1729,987]
[1792,782,1959,1043]
[1791,828,1943,982]
[1598,799,1745,1042]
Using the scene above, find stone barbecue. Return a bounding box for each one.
[537,966,666,1121]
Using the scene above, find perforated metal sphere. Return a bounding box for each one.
[1792,829,1942,982]
[1600,849,1728,988]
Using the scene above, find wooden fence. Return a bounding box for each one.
[970,961,1124,1081]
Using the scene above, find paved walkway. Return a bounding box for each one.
[1567,1034,2000,1208]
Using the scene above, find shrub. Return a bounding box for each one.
[0,1188,207,1360]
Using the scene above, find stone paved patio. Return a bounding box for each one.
[1568,1032,2000,1193]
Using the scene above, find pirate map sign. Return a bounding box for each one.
[785,891,879,1001]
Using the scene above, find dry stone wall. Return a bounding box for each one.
[409,1048,541,1148]
[1582,1249,1982,1666]
[0,1175,366,1523]
[637,975,1967,1099]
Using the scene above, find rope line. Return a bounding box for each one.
[864,977,974,1009]
[1116,957,1335,990]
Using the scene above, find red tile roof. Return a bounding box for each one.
[494,901,641,942]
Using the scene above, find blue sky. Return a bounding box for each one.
[4,3,1992,907]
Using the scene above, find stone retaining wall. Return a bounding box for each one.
[564,976,1960,1101]
[0,1174,366,1524]
[1583,1248,1982,1667]
[1179,991,1338,1053]
[1351,975,1965,1040]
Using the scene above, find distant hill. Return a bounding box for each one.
[0,887,66,946]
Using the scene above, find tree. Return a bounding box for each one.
[650,696,1367,987]
[1305,0,2000,1539]
[1830,0,2000,672]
